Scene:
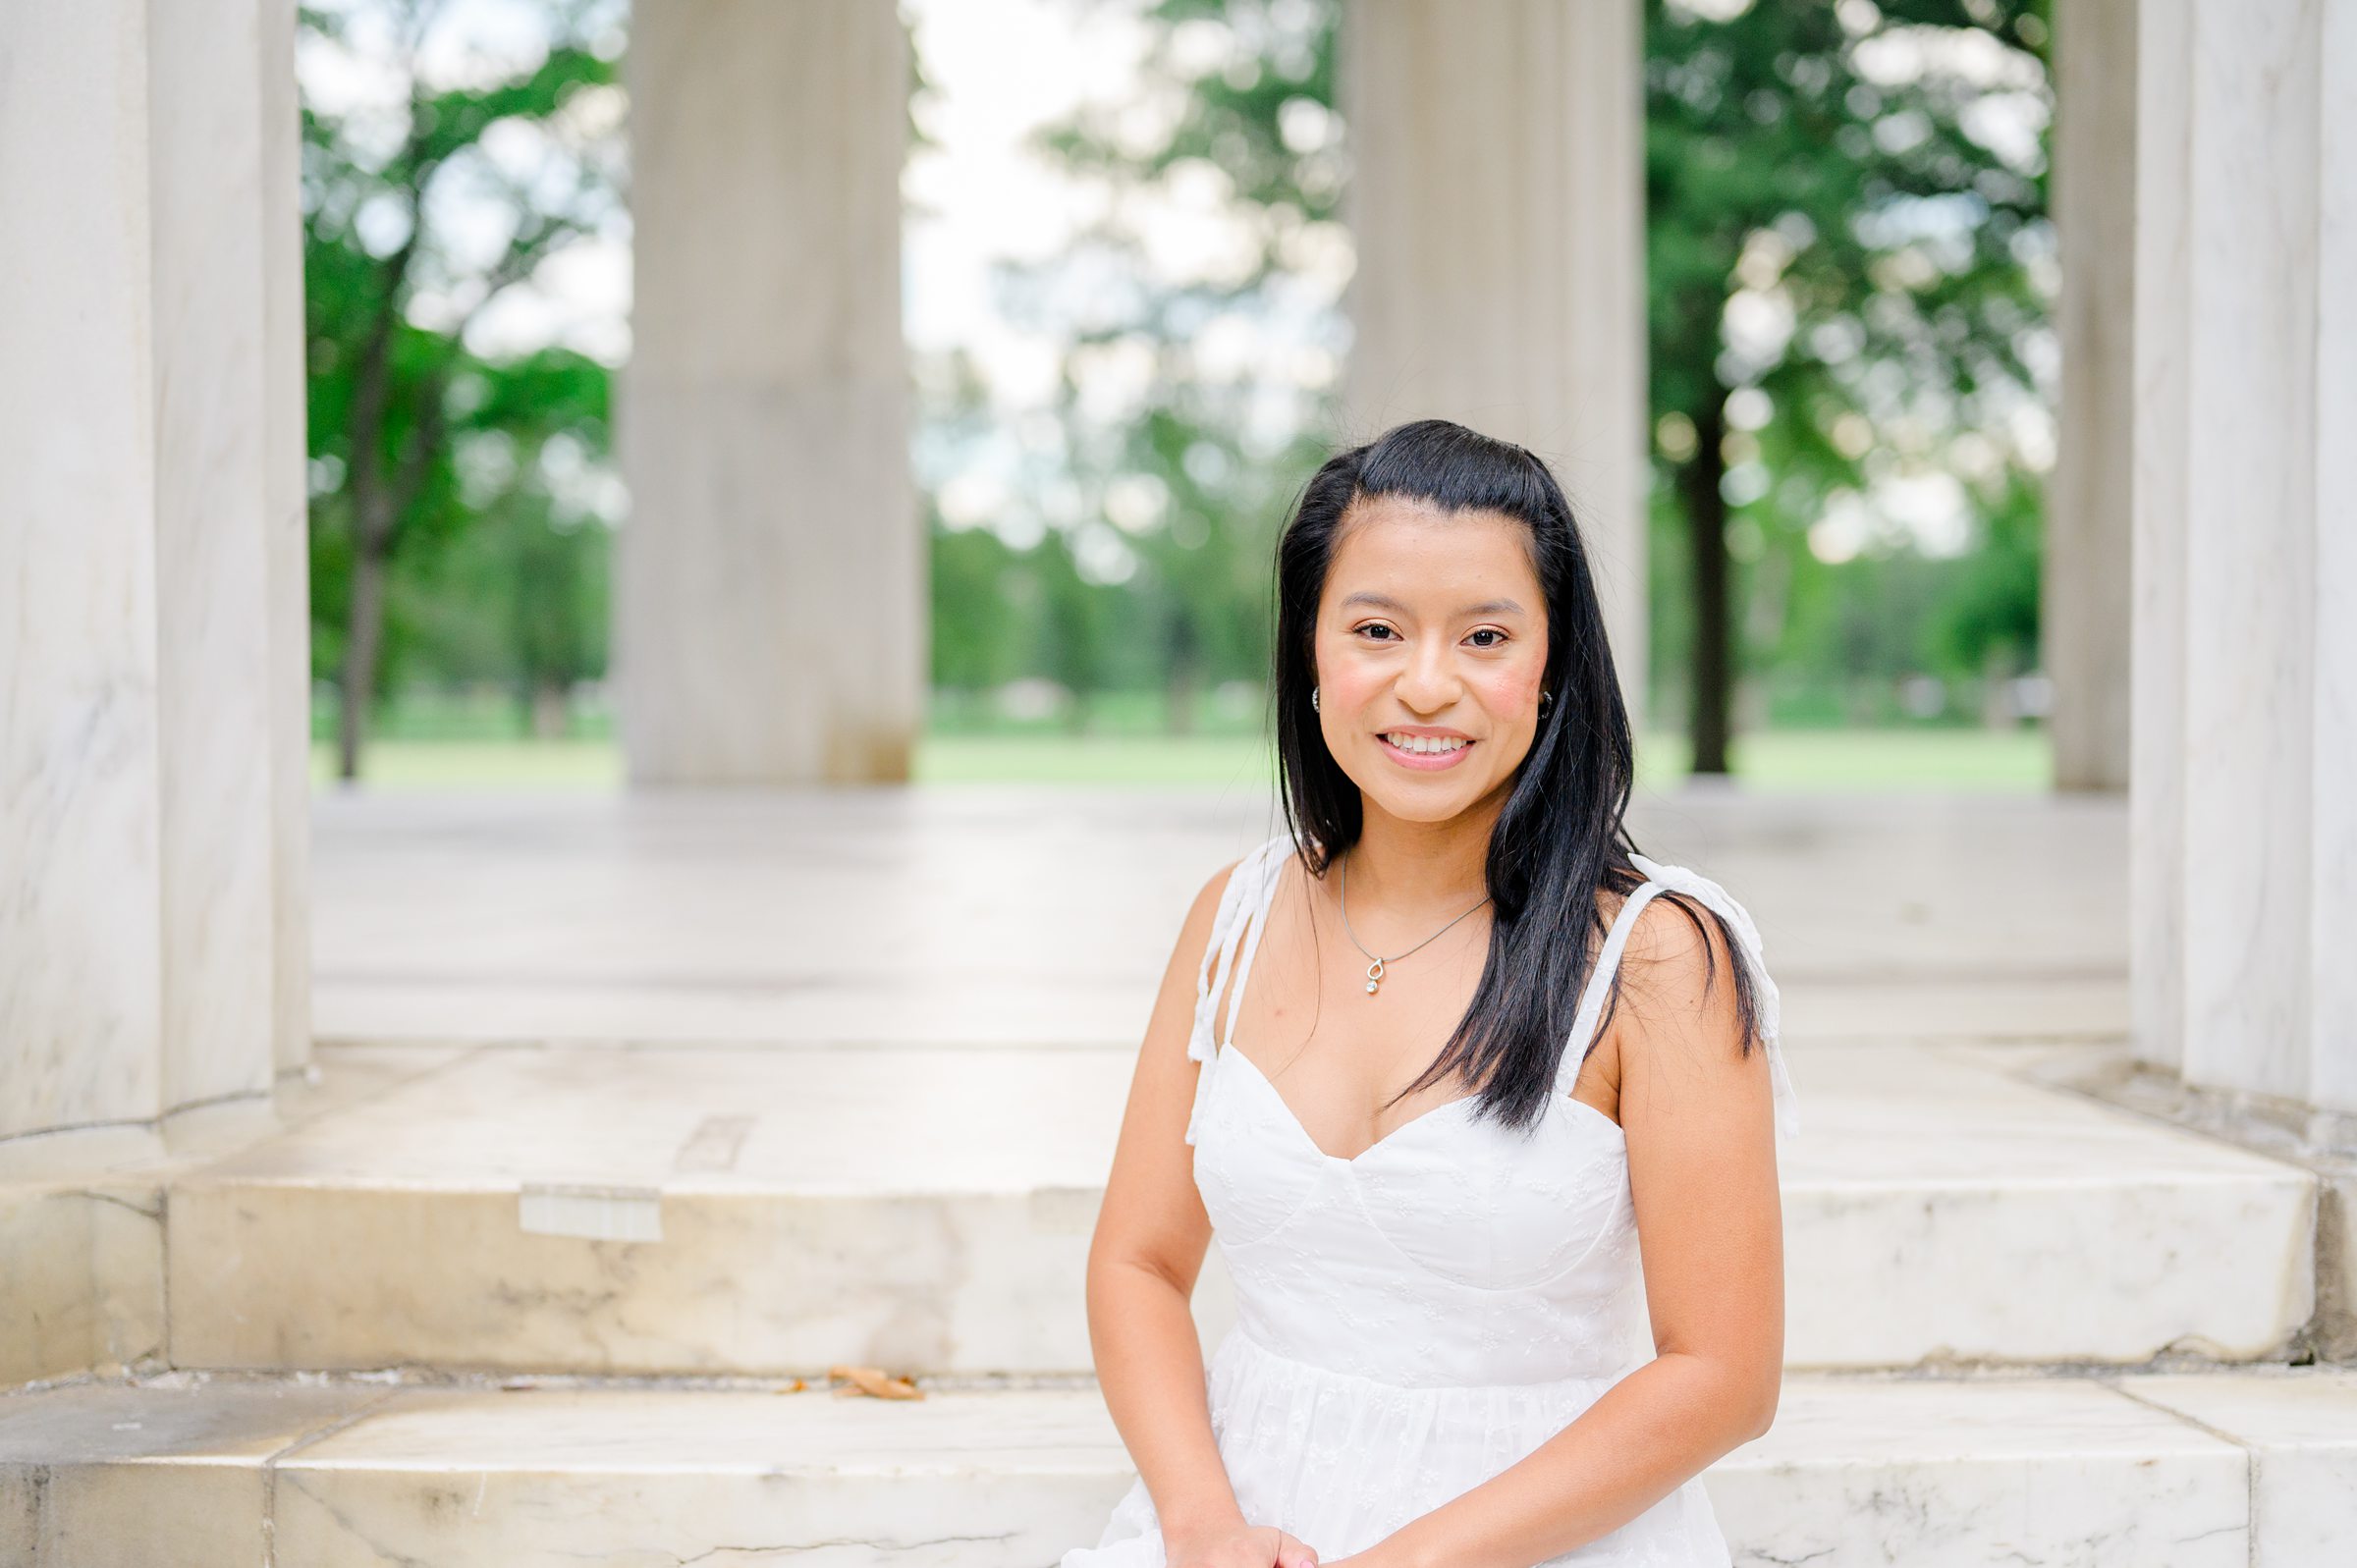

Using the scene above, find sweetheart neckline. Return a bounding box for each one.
[1216,1039,1626,1168]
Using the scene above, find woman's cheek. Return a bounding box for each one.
[1475,665,1543,717]
[1325,655,1387,707]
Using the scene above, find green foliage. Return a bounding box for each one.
[301,0,624,770]
[1644,0,2054,732]
[1931,464,2042,675]
[303,0,2060,769]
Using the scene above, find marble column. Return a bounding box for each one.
[2046,0,2135,791]
[620,0,922,785]
[2131,0,2355,1122]
[0,0,310,1150]
[258,0,313,1075]
[1339,0,1649,722]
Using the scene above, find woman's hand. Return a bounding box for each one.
[1163,1522,1320,1568]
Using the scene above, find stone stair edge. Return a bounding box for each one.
[4,1358,2357,1471]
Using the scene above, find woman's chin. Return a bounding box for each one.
[1354,777,1488,824]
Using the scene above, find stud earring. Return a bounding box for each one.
[1311,686,1321,713]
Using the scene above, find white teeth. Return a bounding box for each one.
[1384,732,1468,754]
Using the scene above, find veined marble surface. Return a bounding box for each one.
[2133,0,2357,1122]
[1,0,303,1148]
[5,1368,2348,1567]
[150,1035,2306,1379]
[0,1379,384,1567]
[2127,1369,2357,1566]
[0,1047,471,1388]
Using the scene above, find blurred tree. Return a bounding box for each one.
[931,516,1028,695]
[915,346,1031,696]
[402,350,614,731]
[1933,462,2042,713]
[301,0,622,777]
[1034,528,1114,730]
[1647,0,2053,769]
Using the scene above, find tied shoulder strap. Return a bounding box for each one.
[1183,833,1291,1146]
[1561,854,1800,1142]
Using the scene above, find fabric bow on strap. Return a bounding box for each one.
[1628,853,1800,1140]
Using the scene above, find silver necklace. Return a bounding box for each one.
[1338,850,1492,996]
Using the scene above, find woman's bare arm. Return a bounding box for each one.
[1085,857,1318,1568]
[1339,897,1786,1568]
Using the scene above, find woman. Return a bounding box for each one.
[1063,419,1799,1568]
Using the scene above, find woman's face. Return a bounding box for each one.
[1311,496,1552,825]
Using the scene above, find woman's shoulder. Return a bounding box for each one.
[1593,854,1758,994]
[1610,854,1781,1050]
[1609,854,1798,1135]
[1618,855,1766,959]
[1618,880,1743,983]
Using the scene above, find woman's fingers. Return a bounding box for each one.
[1273,1529,1319,1567]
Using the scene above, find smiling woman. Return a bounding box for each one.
[1064,419,1797,1568]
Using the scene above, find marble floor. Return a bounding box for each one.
[4,1364,2351,1567]
[311,784,2130,1048]
[10,785,2357,1565]
[145,785,2233,1381]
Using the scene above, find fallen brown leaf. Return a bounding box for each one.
[827,1362,924,1399]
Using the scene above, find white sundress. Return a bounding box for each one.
[1062,831,1801,1567]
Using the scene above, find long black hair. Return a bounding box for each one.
[1270,418,1763,1132]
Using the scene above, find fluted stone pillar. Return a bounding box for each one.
[2130,0,2355,1122]
[2046,0,2135,791]
[620,0,923,785]
[1339,0,1648,720]
[0,0,311,1150]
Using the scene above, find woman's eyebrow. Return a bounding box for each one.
[1341,590,1527,617]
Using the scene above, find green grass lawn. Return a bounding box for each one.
[312,726,2051,792]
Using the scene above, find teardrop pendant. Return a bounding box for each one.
[1364,956,1385,995]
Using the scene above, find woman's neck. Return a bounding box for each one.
[1341,792,1502,914]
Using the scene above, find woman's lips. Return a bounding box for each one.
[1377,733,1476,771]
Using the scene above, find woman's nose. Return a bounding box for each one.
[1395,643,1461,710]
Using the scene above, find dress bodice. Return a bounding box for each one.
[1182,831,1801,1389]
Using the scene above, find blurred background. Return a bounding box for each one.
[301,0,2057,793]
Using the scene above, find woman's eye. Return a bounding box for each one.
[1468,628,1507,648]
[1357,623,1398,641]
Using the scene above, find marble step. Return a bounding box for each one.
[3,1365,2353,1567]
[133,1039,2319,1380]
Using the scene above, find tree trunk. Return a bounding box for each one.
[338,539,388,781]
[335,365,446,783]
[532,680,571,739]
[1682,396,1732,775]
[1981,644,2017,729]
[1165,609,1200,735]
[332,260,409,784]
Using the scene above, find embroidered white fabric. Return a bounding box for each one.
[1060,832,1799,1566]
